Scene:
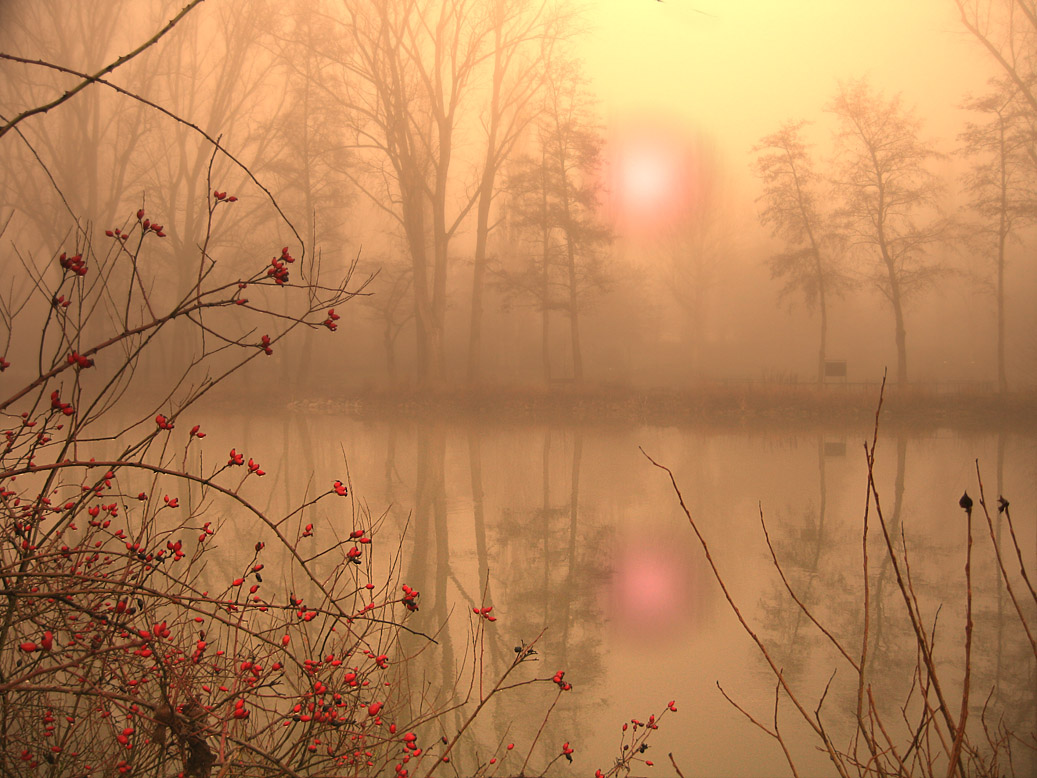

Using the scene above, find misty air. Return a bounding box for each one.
[0,1,1034,776]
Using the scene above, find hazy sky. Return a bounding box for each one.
[580,0,996,191]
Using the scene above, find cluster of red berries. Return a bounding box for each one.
[401,584,420,612]
[58,252,87,275]
[472,605,496,622]
[50,390,74,417]
[67,351,93,368]
[267,246,295,285]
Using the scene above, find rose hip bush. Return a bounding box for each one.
[0,196,675,777]
[0,181,405,776]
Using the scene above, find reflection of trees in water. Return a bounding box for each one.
[393,425,467,734]
[375,424,611,769]
[492,428,610,763]
[755,431,1035,764]
[759,433,837,680]
[967,431,1036,740]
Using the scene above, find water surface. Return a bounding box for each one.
[195,407,1037,777]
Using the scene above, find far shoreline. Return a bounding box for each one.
[248,381,1037,432]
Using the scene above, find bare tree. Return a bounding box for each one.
[960,80,1036,392]
[466,0,571,384]
[359,256,414,384]
[543,62,611,381]
[663,138,733,380]
[500,58,610,382]
[0,0,156,245]
[136,0,284,301]
[262,1,356,392]
[828,79,945,385]
[335,0,503,387]
[753,121,853,383]
[954,0,1037,123]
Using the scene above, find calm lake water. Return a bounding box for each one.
[191,405,1037,777]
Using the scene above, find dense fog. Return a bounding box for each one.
[2,0,1035,396]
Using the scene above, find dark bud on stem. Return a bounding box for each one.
[959,491,973,512]
[997,496,1009,514]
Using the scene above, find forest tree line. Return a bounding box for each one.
[1,0,1035,394]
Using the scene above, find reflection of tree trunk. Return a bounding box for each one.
[871,435,907,666]
[405,425,457,723]
[469,429,489,594]
[541,429,552,625]
[431,430,457,728]
[817,435,827,568]
[561,432,582,657]
[783,436,830,656]
[995,431,1006,691]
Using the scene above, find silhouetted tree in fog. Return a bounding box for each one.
[336,0,498,386]
[955,0,1037,127]
[466,0,572,384]
[499,59,610,382]
[142,0,281,296]
[541,60,611,381]
[955,0,1037,391]
[753,121,853,383]
[263,1,355,392]
[960,79,1036,392]
[266,1,352,259]
[828,79,945,385]
[0,0,153,245]
[359,256,414,384]
[663,139,732,380]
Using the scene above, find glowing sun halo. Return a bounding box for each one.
[621,145,676,209]
[608,117,701,237]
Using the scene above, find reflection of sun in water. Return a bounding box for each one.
[608,543,696,640]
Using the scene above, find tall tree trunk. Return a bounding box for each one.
[402,187,432,382]
[566,231,583,381]
[996,238,1006,393]
[996,116,1009,394]
[554,140,583,380]
[877,199,908,384]
[384,323,397,383]
[817,280,829,385]
[540,153,553,384]
[467,19,506,385]
[560,432,582,656]
[430,116,454,386]
[891,286,908,385]
[468,194,490,384]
